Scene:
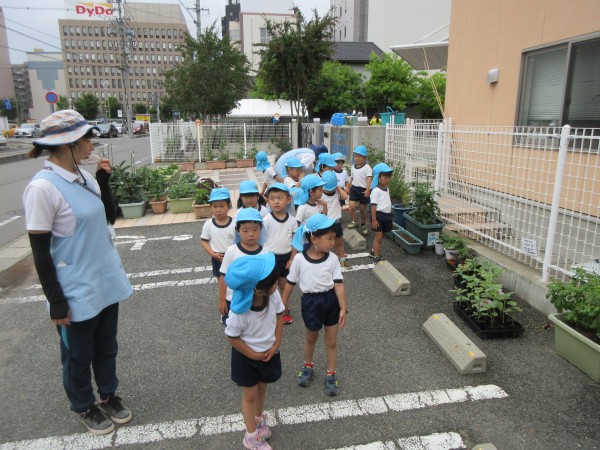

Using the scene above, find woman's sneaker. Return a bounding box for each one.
[325,373,340,396]
[79,405,114,435]
[98,395,132,424]
[256,413,271,440]
[347,221,359,229]
[243,431,272,449]
[297,366,314,387]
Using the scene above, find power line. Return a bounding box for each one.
[0,24,63,51]
[0,44,64,62]
[3,16,61,42]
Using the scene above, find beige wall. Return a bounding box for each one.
[445,0,600,126]
[240,13,294,74]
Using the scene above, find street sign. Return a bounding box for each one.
[118,110,123,118]
[45,92,58,104]
[4,98,12,110]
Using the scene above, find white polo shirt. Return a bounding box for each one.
[350,164,373,188]
[263,212,298,255]
[287,251,343,293]
[200,217,236,254]
[370,186,392,213]
[295,203,323,225]
[322,189,342,220]
[263,167,278,187]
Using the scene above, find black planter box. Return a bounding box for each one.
[453,300,524,339]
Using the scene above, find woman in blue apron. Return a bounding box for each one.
[23,110,134,435]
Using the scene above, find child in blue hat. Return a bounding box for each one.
[200,188,235,279]
[224,253,284,449]
[256,151,283,197]
[237,180,268,218]
[347,145,373,236]
[219,208,267,325]
[370,163,394,263]
[321,171,350,267]
[295,174,328,225]
[315,153,337,175]
[283,157,305,189]
[282,214,347,396]
[332,152,349,208]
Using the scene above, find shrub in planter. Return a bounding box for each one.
[167,181,196,214]
[389,164,413,227]
[179,171,198,184]
[403,182,444,248]
[440,234,474,269]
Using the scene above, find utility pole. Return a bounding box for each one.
[112,0,133,138]
[188,0,208,40]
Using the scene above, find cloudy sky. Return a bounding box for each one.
[2,0,331,64]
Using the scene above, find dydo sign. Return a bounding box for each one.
[67,1,114,18]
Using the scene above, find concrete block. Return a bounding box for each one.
[422,313,486,374]
[343,228,367,251]
[472,445,498,450]
[372,260,411,296]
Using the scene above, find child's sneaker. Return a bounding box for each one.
[347,220,359,229]
[79,404,114,435]
[283,310,293,324]
[361,224,369,235]
[297,365,314,387]
[243,431,272,449]
[372,256,385,264]
[98,395,132,424]
[325,373,340,396]
[256,413,271,440]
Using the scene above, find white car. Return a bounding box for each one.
[0,134,7,146]
[111,122,125,134]
[14,123,42,138]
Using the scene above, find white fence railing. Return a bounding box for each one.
[386,119,600,281]
[149,122,293,163]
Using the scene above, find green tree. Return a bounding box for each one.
[56,95,70,111]
[107,96,121,119]
[416,71,446,119]
[305,60,365,114]
[0,97,19,121]
[255,10,336,121]
[364,53,419,111]
[72,93,99,120]
[133,103,147,115]
[162,27,249,118]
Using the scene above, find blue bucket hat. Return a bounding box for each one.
[290,187,304,206]
[298,174,326,205]
[265,182,290,196]
[322,171,338,191]
[208,187,230,203]
[370,163,394,189]
[234,207,265,244]
[285,157,305,169]
[225,253,276,314]
[292,214,336,251]
[353,145,368,157]
[256,151,270,171]
[332,152,346,162]
[315,153,337,172]
[239,180,259,194]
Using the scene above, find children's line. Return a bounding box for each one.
[0,385,506,450]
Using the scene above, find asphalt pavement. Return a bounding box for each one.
[0,220,598,450]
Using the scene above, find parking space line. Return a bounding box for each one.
[0,216,20,228]
[0,385,504,449]
[327,431,465,450]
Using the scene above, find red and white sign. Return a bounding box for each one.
[68,1,114,18]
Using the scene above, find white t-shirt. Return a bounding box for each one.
[225,290,285,352]
[295,203,323,224]
[263,167,278,187]
[334,168,348,189]
[370,186,392,213]
[263,212,298,255]
[350,164,373,188]
[23,161,100,235]
[200,217,236,254]
[220,243,267,300]
[283,176,300,188]
[287,251,343,293]
[322,189,342,220]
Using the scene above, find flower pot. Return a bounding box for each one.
[392,228,423,255]
[403,212,444,249]
[179,162,195,171]
[445,248,460,269]
[235,158,254,168]
[149,197,168,214]
[453,300,524,339]
[434,240,445,255]
[548,313,600,382]
[392,204,414,229]
[207,160,226,170]
[193,202,212,220]
[168,197,194,214]
[119,201,146,219]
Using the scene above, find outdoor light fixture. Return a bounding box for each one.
[487,68,499,84]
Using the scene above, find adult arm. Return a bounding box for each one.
[95,167,116,225]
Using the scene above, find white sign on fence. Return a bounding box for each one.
[521,238,538,256]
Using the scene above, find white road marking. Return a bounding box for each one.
[114,234,193,250]
[0,215,20,227]
[0,385,506,449]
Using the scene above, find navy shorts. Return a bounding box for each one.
[274,252,292,278]
[211,257,223,277]
[231,347,282,387]
[301,288,341,331]
[374,211,393,233]
[349,186,370,204]
[332,221,343,238]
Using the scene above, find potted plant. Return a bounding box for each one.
[146,168,169,214]
[179,171,198,185]
[403,182,444,249]
[167,181,197,214]
[192,188,211,219]
[452,258,524,339]
[389,164,413,228]
[440,234,474,269]
[109,163,148,219]
[391,226,423,255]
[206,145,226,170]
[179,159,195,172]
[235,146,254,168]
[546,268,600,381]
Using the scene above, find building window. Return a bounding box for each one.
[69,26,74,35]
[68,66,72,74]
[66,53,70,61]
[87,67,91,74]
[161,29,165,38]
[259,27,269,44]
[69,79,73,88]
[519,36,600,128]
[101,27,105,37]
[76,26,80,35]
[63,26,67,35]
[91,53,95,61]
[167,29,172,38]
[94,79,98,88]
[95,27,99,36]
[143,28,148,38]
[344,26,346,38]
[92,66,97,75]
[168,42,172,51]
[65,40,70,49]
[179,30,183,39]
[82,27,86,36]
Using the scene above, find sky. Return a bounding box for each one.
[1,0,331,64]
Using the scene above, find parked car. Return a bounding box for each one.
[14,123,42,138]
[2,123,17,138]
[132,122,145,135]
[96,123,119,138]
[0,134,7,146]
[111,121,125,134]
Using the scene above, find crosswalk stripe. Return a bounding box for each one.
[0,385,506,450]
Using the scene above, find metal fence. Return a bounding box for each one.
[149,122,292,163]
[386,119,600,281]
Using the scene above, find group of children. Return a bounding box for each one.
[200,147,394,449]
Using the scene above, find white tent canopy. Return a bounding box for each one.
[390,41,449,71]
[227,99,306,118]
